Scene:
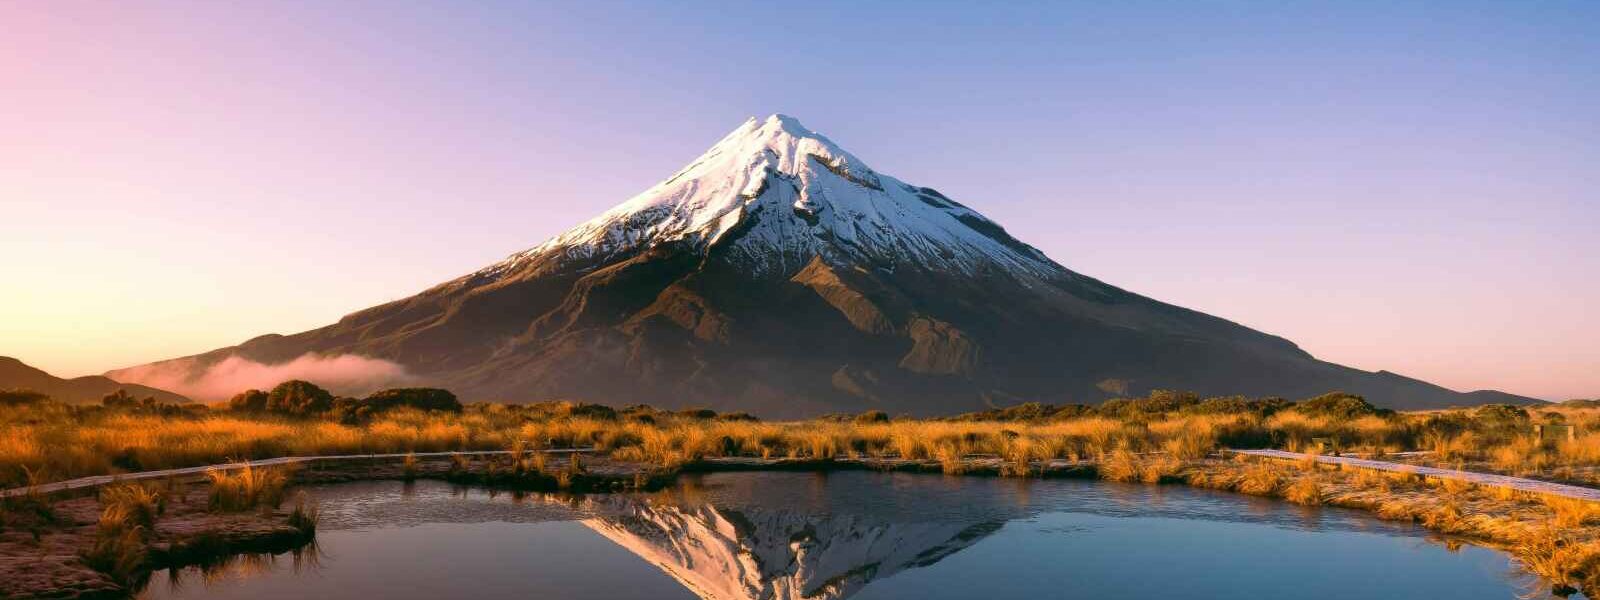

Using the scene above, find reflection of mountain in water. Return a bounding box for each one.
[580,496,1001,600]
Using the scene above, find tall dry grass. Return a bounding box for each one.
[3,397,1598,594]
[83,482,164,586]
[0,407,521,487]
[1188,454,1600,595]
[286,491,319,535]
[206,464,288,512]
[4,400,1597,491]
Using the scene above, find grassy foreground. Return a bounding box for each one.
[5,388,1597,488]
[0,464,319,598]
[4,385,1600,595]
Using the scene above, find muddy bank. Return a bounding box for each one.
[0,484,313,600]
[293,453,676,492]
[2,452,676,599]
[689,455,1101,478]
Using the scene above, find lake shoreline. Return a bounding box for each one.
[0,483,314,600]
[5,451,1596,599]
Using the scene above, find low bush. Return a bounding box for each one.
[0,389,51,407]
[332,388,462,423]
[1294,392,1391,420]
[82,483,164,586]
[265,380,334,417]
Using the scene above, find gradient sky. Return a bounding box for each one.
[2,1,1595,400]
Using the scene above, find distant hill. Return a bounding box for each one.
[1461,389,1549,406]
[1364,371,1545,408]
[0,356,191,405]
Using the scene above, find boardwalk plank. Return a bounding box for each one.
[1235,448,1600,501]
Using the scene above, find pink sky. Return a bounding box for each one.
[2,2,1595,400]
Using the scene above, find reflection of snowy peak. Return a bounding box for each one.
[580,499,997,600]
[485,114,1054,279]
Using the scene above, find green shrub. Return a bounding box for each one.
[853,410,890,424]
[266,380,334,417]
[0,389,51,407]
[1474,403,1530,427]
[1294,392,1389,419]
[101,389,184,415]
[676,408,718,420]
[363,388,462,413]
[332,388,462,423]
[526,400,618,420]
[1186,396,1290,416]
[228,389,269,413]
[1097,390,1203,418]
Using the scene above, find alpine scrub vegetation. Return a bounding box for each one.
[62,471,317,595]
[81,483,164,587]
[3,385,1599,595]
[1,385,514,489]
[286,491,319,535]
[206,463,288,512]
[4,388,1597,490]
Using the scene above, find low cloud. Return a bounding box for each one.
[109,353,412,402]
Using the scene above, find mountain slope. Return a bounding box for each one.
[1,356,190,405]
[107,115,1540,415]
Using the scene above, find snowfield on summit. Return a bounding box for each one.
[109,115,1540,417]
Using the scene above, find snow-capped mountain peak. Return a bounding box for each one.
[110,113,1528,414]
[488,114,1057,279]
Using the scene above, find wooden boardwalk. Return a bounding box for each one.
[1234,448,1600,502]
[8,448,1599,502]
[0,449,591,499]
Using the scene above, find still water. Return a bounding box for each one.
[140,471,1566,599]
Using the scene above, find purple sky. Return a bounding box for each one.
[2,1,1595,400]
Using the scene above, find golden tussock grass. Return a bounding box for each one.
[7,401,1593,491]
[1514,524,1600,595]
[1544,496,1600,529]
[3,397,1599,594]
[1097,447,1141,483]
[83,521,147,586]
[1161,428,1215,461]
[1191,454,1600,594]
[98,483,163,530]
[1284,477,1322,505]
[1137,453,1181,483]
[934,442,966,475]
[0,406,528,488]
[286,491,319,535]
[206,464,288,512]
[83,482,164,586]
[1236,462,1283,496]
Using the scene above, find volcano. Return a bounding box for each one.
[109,115,1538,416]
